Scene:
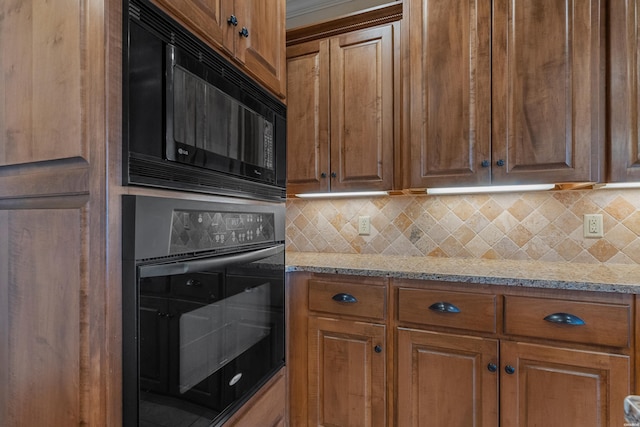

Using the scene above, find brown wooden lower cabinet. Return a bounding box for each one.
[288,272,634,427]
[500,341,629,427]
[308,317,386,427]
[396,328,499,426]
[224,367,287,426]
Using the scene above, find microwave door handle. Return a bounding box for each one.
[138,244,284,278]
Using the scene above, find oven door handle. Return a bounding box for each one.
[138,244,284,278]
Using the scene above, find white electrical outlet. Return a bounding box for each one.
[358,216,371,235]
[583,214,604,238]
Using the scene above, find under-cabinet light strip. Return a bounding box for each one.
[426,184,556,196]
[294,191,389,199]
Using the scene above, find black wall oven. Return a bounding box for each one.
[123,0,286,201]
[122,195,285,426]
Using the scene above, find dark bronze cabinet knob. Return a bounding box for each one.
[505,365,515,375]
[496,159,505,167]
[227,15,238,26]
[374,345,382,353]
[487,363,497,372]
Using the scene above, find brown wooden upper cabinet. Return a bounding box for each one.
[609,0,640,182]
[286,7,400,195]
[405,0,603,190]
[150,0,286,98]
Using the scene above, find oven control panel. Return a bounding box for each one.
[169,210,275,254]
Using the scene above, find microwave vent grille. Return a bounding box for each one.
[128,155,285,201]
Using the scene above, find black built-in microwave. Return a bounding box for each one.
[123,0,286,201]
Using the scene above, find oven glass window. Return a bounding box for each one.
[137,251,284,426]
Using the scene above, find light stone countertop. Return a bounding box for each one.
[285,252,640,293]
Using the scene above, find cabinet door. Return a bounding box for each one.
[406,0,491,188]
[396,328,498,427]
[492,0,603,184]
[500,341,630,427]
[286,39,330,194]
[609,0,640,182]
[150,0,225,52]
[232,0,286,98]
[308,317,386,427]
[330,24,395,192]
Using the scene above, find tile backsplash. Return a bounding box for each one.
[286,189,640,264]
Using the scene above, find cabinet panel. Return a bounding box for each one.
[504,295,631,348]
[287,19,397,195]
[286,40,330,194]
[492,0,602,184]
[0,209,83,426]
[407,0,491,188]
[1,0,83,166]
[309,279,386,320]
[233,0,286,97]
[398,287,496,333]
[150,0,225,52]
[330,26,394,192]
[500,341,629,427]
[308,317,386,427]
[609,0,640,182]
[396,328,498,427]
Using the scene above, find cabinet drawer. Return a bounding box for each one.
[397,288,497,333]
[308,279,386,320]
[504,296,631,347]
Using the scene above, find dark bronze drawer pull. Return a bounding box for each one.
[543,312,585,326]
[332,293,358,303]
[428,301,461,313]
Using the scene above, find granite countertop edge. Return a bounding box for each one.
[285,252,640,294]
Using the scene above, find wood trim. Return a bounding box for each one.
[0,158,89,202]
[286,2,402,46]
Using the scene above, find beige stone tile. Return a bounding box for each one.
[587,239,618,262]
[466,235,492,258]
[428,247,448,257]
[509,224,534,247]
[551,211,582,235]
[479,198,503,221]
[552,190,584,208]
[481,248,500,259]
[439,235,464,257]
[554,238,583,261]
[605,223,637,249]
[453,224,476,245]
[452,199,476,221]
[622,211,640,235]
[523,236,551,260]
[621,239,640,264]
[478,223,504,246]
[492,237,520,258]
[508,199,534,221]
[536,223,566,248]
[493,211,519,234]
[538,197,569,222]
[570,197,601,218]
[424,199,450,221]
[604,196,637,221]
[393,212,413,232]
[437,213,464,233]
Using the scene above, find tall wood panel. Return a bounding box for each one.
[0,0,119,425]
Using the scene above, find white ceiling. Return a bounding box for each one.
[286,0,392,28]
